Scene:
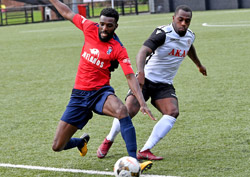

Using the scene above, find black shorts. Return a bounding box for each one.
[126,78,177,105]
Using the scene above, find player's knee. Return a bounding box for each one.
[173,111,179,118]
[116,104,129,119]
[126,96,139,118]
[128,105,139,118]
[128,110,138,118]
[52,141,63,152]
[168,108,179,118]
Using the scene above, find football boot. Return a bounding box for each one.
[137,149,163,160]
[97,138,113,158]
[78,133,90,157]
[139,160,153,173]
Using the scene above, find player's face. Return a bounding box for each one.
[99,15,118,42]
[172,9,192,37]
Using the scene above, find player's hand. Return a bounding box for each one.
[140,106,156,121]
[199,65,207,76]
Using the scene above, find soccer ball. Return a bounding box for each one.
[114,156,141,177]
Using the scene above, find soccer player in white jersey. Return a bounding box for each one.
[97,5,207,160]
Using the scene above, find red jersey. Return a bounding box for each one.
[72,14,134,91]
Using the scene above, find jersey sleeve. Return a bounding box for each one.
[187,29,196,50]
[192,32,196,44]
[117,47,134,75]
[72,14,94,32]
[143,28,166,52]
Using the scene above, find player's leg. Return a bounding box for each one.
[96,88,152,172]
[102,94,153,172]
[102,94,137,158]
[52,89,92,156]
[137,81,178,160]
[105,94,140,142]
[97,94,141,158]
[107,94,141,140]
[138,97,178,160]
[52,120,89,156]
[142,97,179,151]
[52,120,78,152]
[97,118,117,158]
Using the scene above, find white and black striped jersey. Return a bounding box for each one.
[144,23,195,84]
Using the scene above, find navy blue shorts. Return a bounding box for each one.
[61,86,115,129]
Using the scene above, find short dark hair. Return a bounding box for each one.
[100,8,119,23]
[174,5,192,17]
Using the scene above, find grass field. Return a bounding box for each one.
[0,9,250,177]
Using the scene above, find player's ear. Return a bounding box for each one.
[115,23,118,30]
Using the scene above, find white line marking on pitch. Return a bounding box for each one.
[0,163,177,177]
[202,23,250,27]
[20,27,74,33]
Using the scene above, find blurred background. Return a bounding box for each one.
[1,0,250,26]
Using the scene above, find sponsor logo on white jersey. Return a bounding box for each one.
[168,49,187,57]
[170,38,180,41]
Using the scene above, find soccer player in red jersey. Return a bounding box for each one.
[49,0,155,171]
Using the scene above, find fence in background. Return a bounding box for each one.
[0,6,34,25]
[149,0,250,13]
[1,0,250,26]
[0,0,149,26]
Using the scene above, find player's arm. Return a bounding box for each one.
[136,46,153,87]
[49,0,75,22]
[125,73,156,121]
[188,44,207,76]
[136,28,166,86]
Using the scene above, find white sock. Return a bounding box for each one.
[106,118,120,142]
[141,115,176,152]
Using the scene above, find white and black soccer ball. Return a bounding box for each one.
[114,156,141,177]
